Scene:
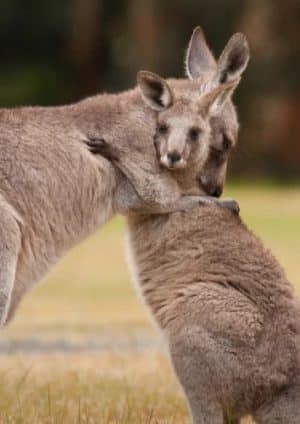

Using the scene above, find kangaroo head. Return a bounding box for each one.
[137,27,249,196]
[137,70,236,173]
[185,26,250,197]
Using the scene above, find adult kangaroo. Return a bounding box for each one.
[89,106,300,424]
[0,27,246,325]
[87,39,300,424]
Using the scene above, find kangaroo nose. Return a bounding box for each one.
[199,176,223,198]
[167,151,181,164]
[211,186,223,198]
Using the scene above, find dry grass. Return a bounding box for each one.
[0,353,189,423]
[0,353,254,423]
[0,183,298,423]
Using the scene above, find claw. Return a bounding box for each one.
[85,138,120,161]
[86,138,107,152]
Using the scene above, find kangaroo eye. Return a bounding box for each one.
[223,134,232,151]
[157,123,168,135]
[189,127,201,142]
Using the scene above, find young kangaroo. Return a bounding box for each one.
[88,28,249,209]
[87,46,300,424]
[0,27,242,325]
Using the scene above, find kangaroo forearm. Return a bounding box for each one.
[0,198,22,326]
[85,139,240,215]
[156,195,240,215]
[86,138,179,207]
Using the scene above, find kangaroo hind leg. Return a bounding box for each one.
[169,330,225,424]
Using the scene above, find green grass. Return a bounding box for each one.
[0,184,298,423]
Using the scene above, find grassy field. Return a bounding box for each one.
[0,183,299,423]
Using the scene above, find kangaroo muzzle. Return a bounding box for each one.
[161,150,186,170]
[200,175,223,198]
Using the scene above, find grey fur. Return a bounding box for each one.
[0,83,209,323]
[91,31,300,424]
[185,27,249,198]
[0,27,244,324]
[126,207,300,423]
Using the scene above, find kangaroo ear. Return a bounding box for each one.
[137,71,173,111]
[185,26,216,80]
[214,33,250,85]
[199,79,240,116]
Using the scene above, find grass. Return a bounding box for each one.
[0,183,299,422]
[0,353,189,423]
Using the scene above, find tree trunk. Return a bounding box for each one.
[69,0,104,99]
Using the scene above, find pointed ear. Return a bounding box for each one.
[137,71,173,111]
[199,79,240,116]
[185,26,216,80]
[213,33,250,85]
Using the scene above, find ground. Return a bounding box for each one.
[0,183,299,423]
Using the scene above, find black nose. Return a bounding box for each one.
[211,186,223,198]
[167,151,181,164]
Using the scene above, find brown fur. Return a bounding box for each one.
[90,30,300,424]
[0,84,197,324]
[0,27,244,324]
[127,207,300,423]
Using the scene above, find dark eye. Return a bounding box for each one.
[189,127,201,142]
[223,134,232,151]
[157,123,168,135]
[210,146,226,166]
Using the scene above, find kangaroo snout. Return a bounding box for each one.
[167,151,181,164]
[161,151,185,169]
[200,175,223,198]
[211,185,223,198]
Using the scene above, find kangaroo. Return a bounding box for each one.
[0,27,243,325]
[151,26,249,198]
[87,45,300,424]
[87,27,249,203]
[88,71,240,208]
[90,130,300,423]
[126,205,300,424]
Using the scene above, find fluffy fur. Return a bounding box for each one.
[0,27,246,331]
[127,207,300,423]
[89,29,300,424]
[0,82,210,324]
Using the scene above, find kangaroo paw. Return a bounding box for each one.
[220,198,240,215]
[86,138,120,162]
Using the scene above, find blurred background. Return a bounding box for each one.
[1,0,300,178]
[0,1,299,422]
